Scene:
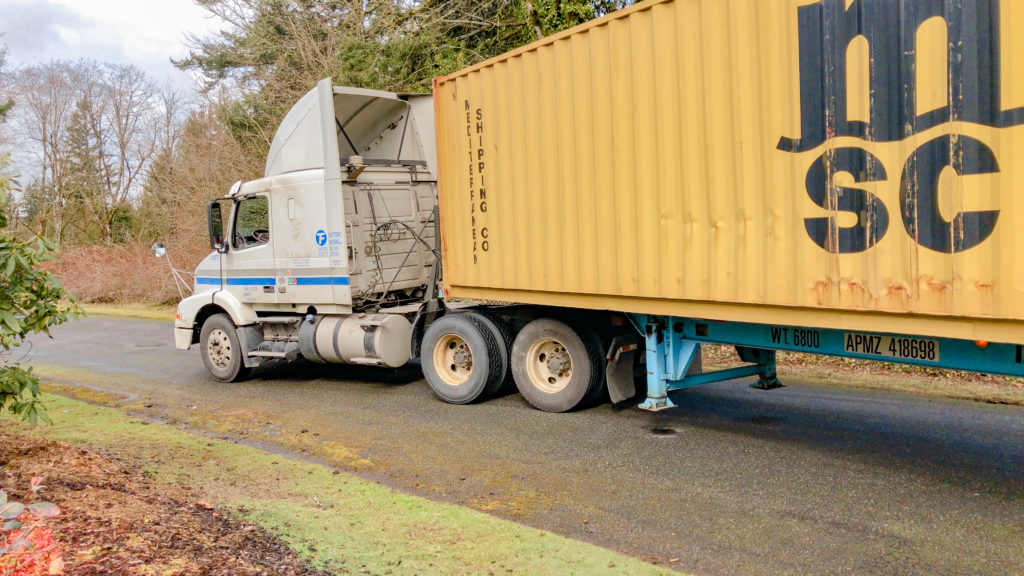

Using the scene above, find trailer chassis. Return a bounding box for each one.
[633,315,1023,412]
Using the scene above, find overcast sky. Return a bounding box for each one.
[0,0,220,91]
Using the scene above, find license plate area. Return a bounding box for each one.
[844,333,939,362]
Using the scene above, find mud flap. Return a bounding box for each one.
[606,335,639,404]
[237,325,265,368]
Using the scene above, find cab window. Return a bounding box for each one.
[233,196,270,250]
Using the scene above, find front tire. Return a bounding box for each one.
[511,318,603,412]
[199,314,251,382]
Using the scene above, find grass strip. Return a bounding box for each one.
[4,394,680,576]
[81,303,176,321]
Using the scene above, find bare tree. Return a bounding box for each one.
[0,39,18,227]
[156,81,188,156]
[11,61,175,244]
[138,88,261,248]
[0,38,13,123]
[11,61,94,244]
[89,64,160,243]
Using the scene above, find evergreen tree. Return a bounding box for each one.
[177,0,635,157]
[62,96,107,244]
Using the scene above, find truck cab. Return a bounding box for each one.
[175,80,439,380]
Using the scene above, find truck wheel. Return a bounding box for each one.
[421,314,504,404]
[511,318,603,412]
[200,314,252,382]
[465,311,515,395]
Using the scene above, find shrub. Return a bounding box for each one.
[1,156,81,424]
[46,242,209,306]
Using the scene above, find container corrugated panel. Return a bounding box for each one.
[433,0,1024,344]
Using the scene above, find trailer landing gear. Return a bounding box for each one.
[736,347,783,390]
[634,316,782,412]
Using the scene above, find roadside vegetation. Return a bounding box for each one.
[2,393,677,575]
[0,153,81,425]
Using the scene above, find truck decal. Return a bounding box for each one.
[316,229,330,257]
[328,231,343,258]
[783,0,1018,255]
[465,100,490,264]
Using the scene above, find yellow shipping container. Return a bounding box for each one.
[434,0,1024,345]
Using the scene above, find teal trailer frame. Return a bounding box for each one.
[632,315,1024,411]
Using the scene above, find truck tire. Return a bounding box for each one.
[579,325,610,405]
[421,314,504,404]
[465,311,515,395]
[511,318,603,412]
[199,314,252,382]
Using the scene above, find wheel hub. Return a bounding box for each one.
[453,348,472,369]
[433,334,473,386]
[206,328,233,369]
[545,351,571,376]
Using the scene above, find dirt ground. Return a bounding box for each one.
[0,432,329,576]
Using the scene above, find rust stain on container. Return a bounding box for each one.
[434,0,1024,344]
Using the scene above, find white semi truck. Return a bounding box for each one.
[174,80,634,412]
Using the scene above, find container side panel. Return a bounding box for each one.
[652,1,683,297]
[609,15,640,294]
[677,0,711,301]
[629,8,661,294]
[570,32,599,293]
[435,0,1024,345]
[557,35,581,293]
[1002,1,1024,320]
[589,24,618,296]
[507,55,529,292]
[491,60,514,291]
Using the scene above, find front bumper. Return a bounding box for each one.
[174,323,194,350]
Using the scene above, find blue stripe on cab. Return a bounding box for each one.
[195,276,351,287]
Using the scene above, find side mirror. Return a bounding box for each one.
[208,202,227,253]
[147,242,193,299]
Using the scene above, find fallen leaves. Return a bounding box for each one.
[1,432,329,576]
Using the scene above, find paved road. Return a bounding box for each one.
[26,317,1024,575]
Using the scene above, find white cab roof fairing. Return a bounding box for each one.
[265,79,437,180]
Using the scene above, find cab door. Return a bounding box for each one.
[226,194,277,305]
